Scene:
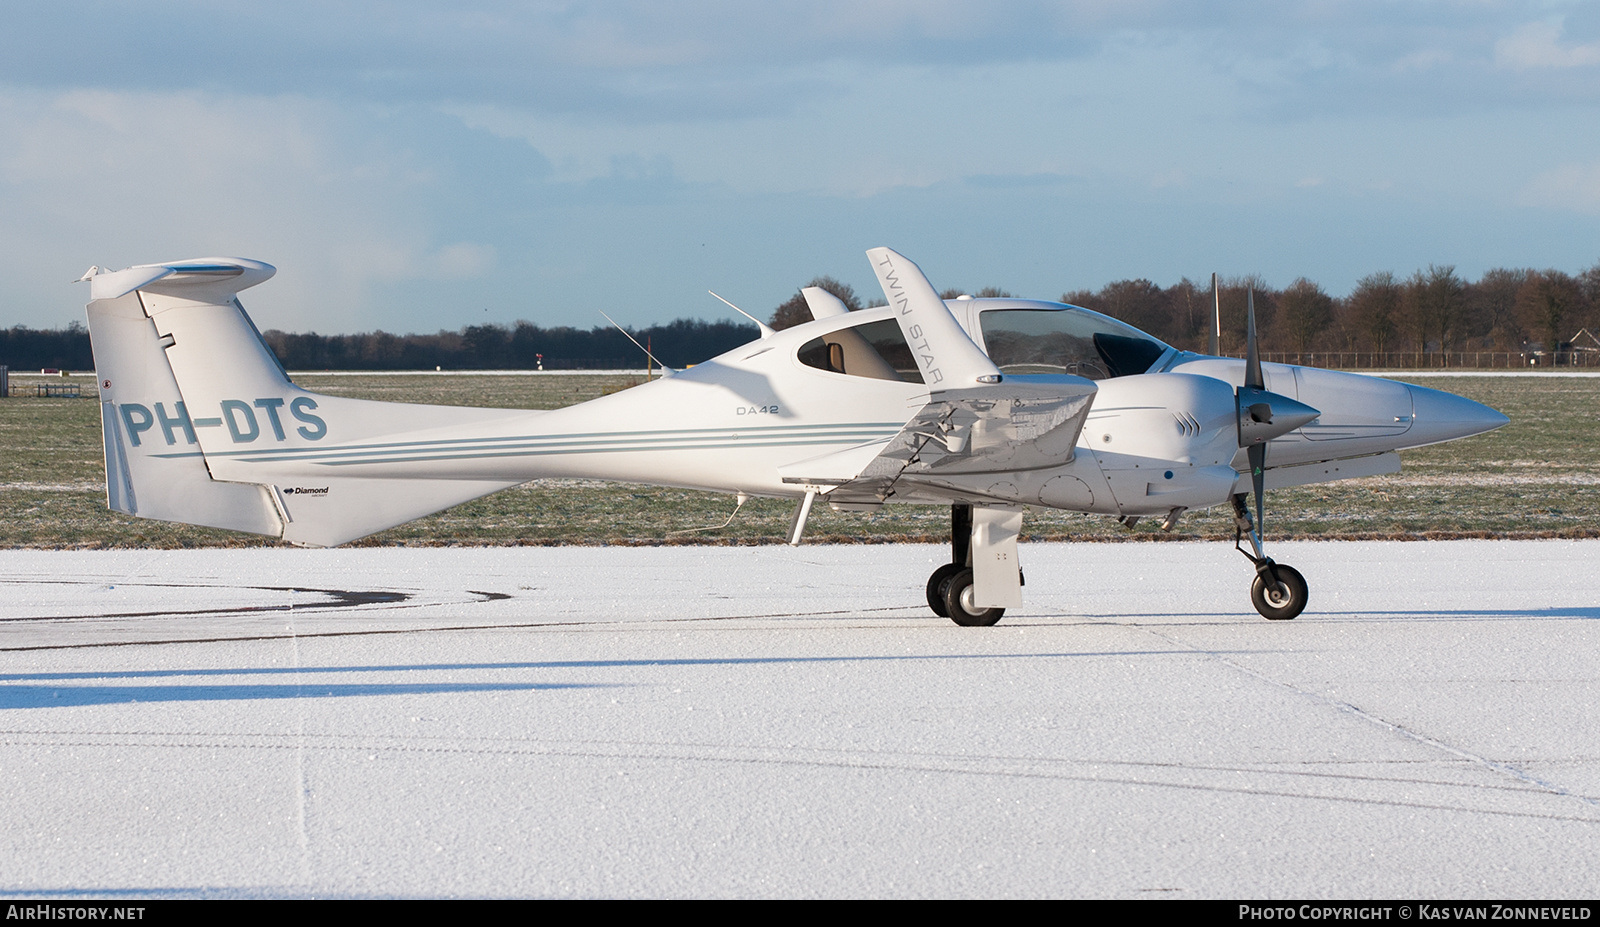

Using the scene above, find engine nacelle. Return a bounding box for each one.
[1084,373,1246,515]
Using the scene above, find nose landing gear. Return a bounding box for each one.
[1251,563,1308,620]
[1233,493,1308,621]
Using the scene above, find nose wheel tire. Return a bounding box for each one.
[943,568,1005,627]
[1251,564,1308,620]
[926,563,961,618]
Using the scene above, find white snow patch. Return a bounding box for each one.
[1,540,1598,898]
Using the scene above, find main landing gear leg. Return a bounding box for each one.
[924,504,1015,627]
[925,503,971,618]
[1232,493,1307,621]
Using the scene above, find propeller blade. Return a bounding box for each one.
[1248,442,1267,536]
[1240,287,1278,542]
[1244,286,1264,391]
[1209,272,1220,356]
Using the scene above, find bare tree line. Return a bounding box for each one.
[0,318,762,372]
[1070,263,1600,359]
[257,318,761,370]
[775,261,1600,364]
[7,260,1599,372]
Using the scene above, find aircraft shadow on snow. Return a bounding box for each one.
[0,651,1207,708]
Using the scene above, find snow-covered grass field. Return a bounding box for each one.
[1,539,1596,898]
[6,373,1598,546]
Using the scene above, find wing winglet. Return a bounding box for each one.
[866,247,1002,389]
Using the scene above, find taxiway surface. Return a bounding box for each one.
[1,540,1596,898]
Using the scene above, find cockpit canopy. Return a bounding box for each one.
[796,301,1171,383]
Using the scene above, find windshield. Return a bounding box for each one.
[978,306,1169,380]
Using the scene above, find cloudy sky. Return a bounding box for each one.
[4,1,1598,333]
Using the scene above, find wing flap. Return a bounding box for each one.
[804,380,1097,501]
[875,381,1096,475]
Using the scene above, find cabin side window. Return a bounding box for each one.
[978,308,1168,380]
[797,318,925,384]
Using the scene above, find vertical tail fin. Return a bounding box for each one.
[86,261,284,536]
[83,258,528,546]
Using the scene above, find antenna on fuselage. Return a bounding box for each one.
[599,310,675,377]
[708,291,776,339]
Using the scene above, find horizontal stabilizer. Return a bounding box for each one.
[87,258,277,302]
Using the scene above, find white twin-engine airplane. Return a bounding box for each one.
[80,247,1507,625]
